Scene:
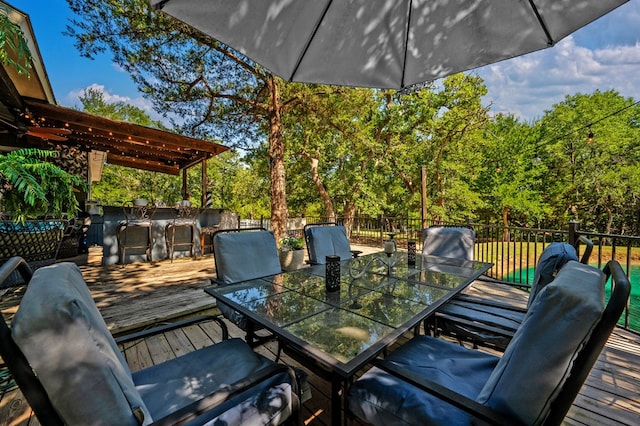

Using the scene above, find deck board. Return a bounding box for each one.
[0,246,639,425]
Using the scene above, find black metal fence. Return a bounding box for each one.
[240,215,638,331]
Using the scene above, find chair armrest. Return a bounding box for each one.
[0,257,33,288]
[577,235,594,264]
[453,294,528,314]
[433,311,518,340]
[371,359,524,426]
[115,315,228,343]
[150,363,300,426]
[476,275,531,291]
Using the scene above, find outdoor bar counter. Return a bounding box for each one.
[101,206,228,265]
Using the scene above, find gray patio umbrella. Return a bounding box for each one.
[151,0,628,91]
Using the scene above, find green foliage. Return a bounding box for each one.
[0,14,32,75]
[538,90,640,232]
[65,1,640,236]
[0,148,85,222]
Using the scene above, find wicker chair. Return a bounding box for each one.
[0,216,65,286]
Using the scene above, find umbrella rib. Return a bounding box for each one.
[288,0,335,82]
[400,0,414,89]
[527,0,554,46]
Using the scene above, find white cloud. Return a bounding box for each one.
[477,36,640,121]
[474,1,640,121]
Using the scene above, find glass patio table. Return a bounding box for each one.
[205,251,492,425]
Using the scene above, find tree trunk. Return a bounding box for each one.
[343,199,357,237]
[605,205,614,235]
[267,77,288,242]
[502,206,510,242]
[303,152,336,221]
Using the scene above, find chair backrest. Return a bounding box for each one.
[476,260,630,425]
[422,226,475,261]
[172,203,199,225]
[304,222,353,264]
[0,258,151,425]
[528,242,578,309]
[213,228,282,284]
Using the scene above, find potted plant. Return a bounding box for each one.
[278,235,305,270]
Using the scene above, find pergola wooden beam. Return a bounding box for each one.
[20,98,228,174]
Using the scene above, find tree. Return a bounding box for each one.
[538,90,640,233]
[474,115,550,238]
[65,0,313,241]
[392,74,489,222]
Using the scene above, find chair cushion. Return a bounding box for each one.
[422,227,475,261]
[305,225,353,264]
[133,338,293,424]
[527,242,578,309]
[348,335,499,425]
[12,263,152,425]
[213,231,281,284]
[477,261,605,424]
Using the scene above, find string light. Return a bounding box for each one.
[539,99,640,147]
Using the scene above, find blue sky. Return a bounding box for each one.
[10,0,640,123]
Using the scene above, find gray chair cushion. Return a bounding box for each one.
[477,260,605,424]
[12,263,152,425]
[213,231,281,284]
[422,227,475,261]
[349,261,605,425]
[348,335,499,425]
[527,242,578,309]
[134,338,293,424]
[305,225,353,264]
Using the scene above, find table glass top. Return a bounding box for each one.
[207,251,492,373]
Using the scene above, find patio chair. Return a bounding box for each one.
[303,222,362,265]
[165,202,199,262]
[116,200,156,265]
[0,257,301,426]
[421,226,475,260]
[348,259,630,425]
[428,236,593,351]
[211,228,282,346]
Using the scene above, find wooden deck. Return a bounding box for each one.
[1,246,639,425]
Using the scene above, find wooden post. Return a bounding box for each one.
[181,168,188,199]
[201,158,208,207]
[421,165,427,230]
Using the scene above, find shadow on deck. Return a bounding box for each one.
[0,246,638,425]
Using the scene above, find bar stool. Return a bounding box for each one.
[165,202,199,262]
[116,200,155,265]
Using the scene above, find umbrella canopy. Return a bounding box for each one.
[151,0,628,91]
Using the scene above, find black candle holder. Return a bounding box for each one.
[408,241,416,266]
[325,255,341,292]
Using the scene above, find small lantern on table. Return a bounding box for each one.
[325,255,341,292]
